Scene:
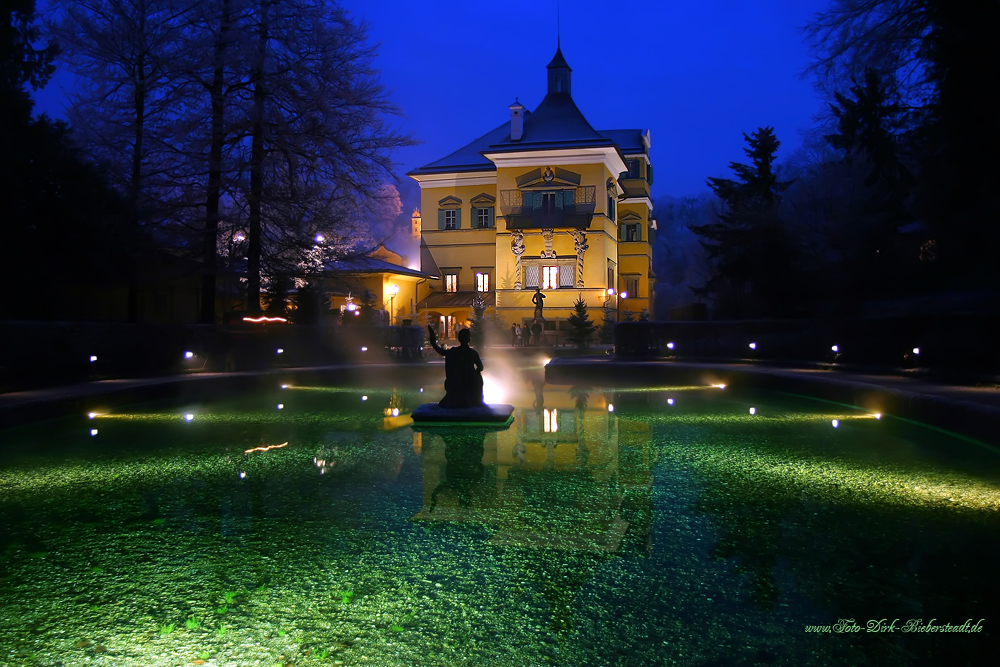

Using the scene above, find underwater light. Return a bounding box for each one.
[419,387,424,392]
[832,419,839,428]
[90,429,98,436]
[913,347,920,355]
[245,442,288,454]
[667,342,675,349]
[608,404,615,412]
[749,407,756,415]
[185,414,194,421]
[88,412,98,419]
[239,472,246,479]
[362,395,368,401]
[277,403,283,410]
[712,383,726,390]
[874,413,882,419]
[361,346,368,352]
[667,398,674,405]
[89,355,97,362]
[184,351,194,359]
[276,348,284,354]
[831,345,839,353]
[391,408,400,417]
[748,342,756,350]
[281,384,289,389]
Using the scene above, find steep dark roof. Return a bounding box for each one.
[599,129,647,155]
[408,48,640,175]
[487,93,614,152]
[547,46,571,70]
[407,119,517,176]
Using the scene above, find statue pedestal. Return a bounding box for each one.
[411,403,514,426]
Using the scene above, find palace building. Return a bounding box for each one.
[408,46,655,339]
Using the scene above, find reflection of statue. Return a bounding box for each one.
[511,230,525,290]
[429,430,487,511]
[427,326,484,408]
[532,287,545,318]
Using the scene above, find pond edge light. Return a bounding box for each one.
[184,414,194,422]
[184,351,194,359]
[242,316,287,323]
[89,355,97,362]
[748,342,756,350]
[90,429,98,436]
[667,342,675,349]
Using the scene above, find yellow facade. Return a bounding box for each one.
[409,47,655,338]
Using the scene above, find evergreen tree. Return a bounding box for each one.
[565,295,598,349]
[469,292,487,348]
[689,127,797,318]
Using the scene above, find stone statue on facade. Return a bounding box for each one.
[571,229,588,288]
[511,230,525,290]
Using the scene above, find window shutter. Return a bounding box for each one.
[438,209,446,230]
[647,164,653,185]
[487,207,494,228]
[563,190,575,208]
[636,224,642,242]
[455,208,462,228]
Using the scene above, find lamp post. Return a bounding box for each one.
[388,284,399,325]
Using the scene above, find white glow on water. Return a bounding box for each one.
[482,372,506,404]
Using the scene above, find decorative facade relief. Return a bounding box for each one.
[511,230,525,290]
[541,228,556,259]
[571,229,588,288]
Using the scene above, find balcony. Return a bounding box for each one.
[499,186,596,230]
[618,177,650,200]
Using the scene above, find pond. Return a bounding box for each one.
[0,370,997,666]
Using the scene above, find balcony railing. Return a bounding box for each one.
[499,186,596,229]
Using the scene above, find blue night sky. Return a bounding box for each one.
[34,0,832,197]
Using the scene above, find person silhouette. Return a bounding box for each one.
[427,326,485,408]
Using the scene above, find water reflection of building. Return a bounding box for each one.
[412,387,653,554]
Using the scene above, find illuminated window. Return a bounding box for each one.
[541,266,559,289]
[543,408,558,433]
[622,224,640,242]
[445,274,458,292]
[476,272,490,292]
[445,210,457,229]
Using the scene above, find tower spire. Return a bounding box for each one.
[557,0,561,49]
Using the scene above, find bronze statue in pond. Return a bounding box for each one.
[427,326,484,408]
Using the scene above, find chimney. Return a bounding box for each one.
[509,98,524,141]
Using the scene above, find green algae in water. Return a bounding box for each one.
[0,383,997,666]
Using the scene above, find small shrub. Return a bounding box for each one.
[185,617,200,630]
[157,623,175,636]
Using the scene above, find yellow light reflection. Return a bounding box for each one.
[244,442,289,454]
